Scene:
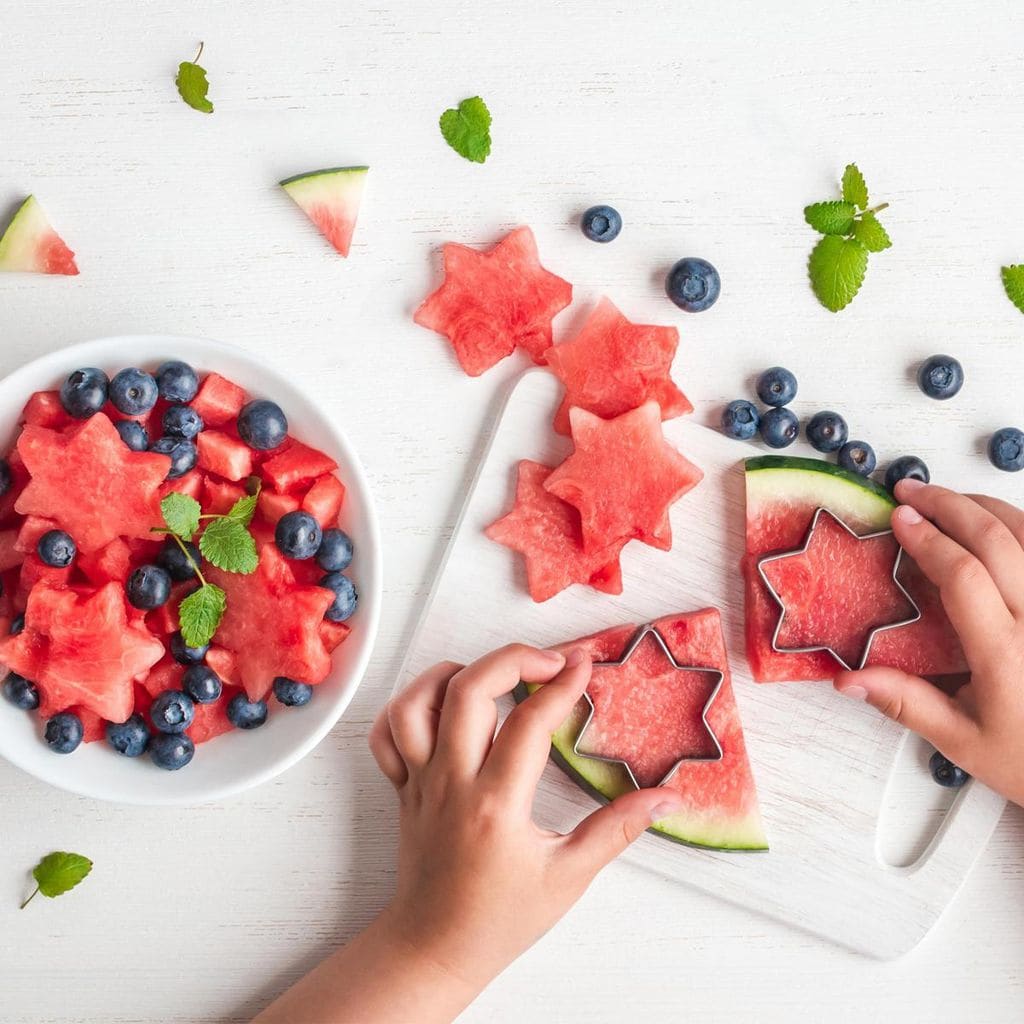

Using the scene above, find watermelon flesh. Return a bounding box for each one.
[0,196,79,276]
[280,166,368,258]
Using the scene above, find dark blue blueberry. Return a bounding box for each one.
[720,400,760,441]
[150,436,198,479]
[917,355,964,401]
[45,712,83,754]
[105,713,151,757]
[155,360,199,403]
[319,572,358,622]
[806,411,849,453]
[316,528,354,572]
[59,367,109,419]
[109,367,158,416]
[273,677,313,707]
[37,530,76,568]
[182,664,222,704]
[2,672,39,710]
[115,419,149,452]
[756,367,798,407]
[126,564,172,610]
[227,693,268,730]
[9,613,25,635]
[157,537,201,581]
[237,399,288,451]
[929,750,970,789]
[170,631,209,666]
[758,407,799,449]
[580,205,622,243]
[275,510,323,560]
[838,440,877,476]
[162,404,204,439]
[150,732,195,770]
[885,456,930,492]
[0,457,10,497]
[989,427,1024,473]
[150,689,195,734]
[665,257,720,312]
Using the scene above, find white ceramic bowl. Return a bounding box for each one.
[0,335,382,805]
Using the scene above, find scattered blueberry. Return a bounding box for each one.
[2,672,39,710]
[115,419,149,452]
[273,677,313,707]
[988,427,1024,473]
[37,529,76,568]
[150,436,198,479]
[182,664,222,704]
[45,712,83,754]
[109,367,158,416]
[316,528,354,572]
[0,457,10,497]
[227,693,268,730]
[917,355,965,401]
[806,411,849,453]
[320,572,358,622]
[162,404,204,439]
[106,714,151,757]
[150,732,195,770]
[665,257,721,313]
[155,360,199,403]
[170,631,209,666]
[929,750,970,789]
[838,440,877,476]
[59,367,108,419]
[126,565,172,610]
[756,367,798,407]
[759,407,799,449]
[580,205,622,244]
[157,537,201,581]
[150,690,195,734]
[237,399,288,451]
[9,613,25,635]
[275,510,323,560]
[885,455,930,492]
[721,400,760,441]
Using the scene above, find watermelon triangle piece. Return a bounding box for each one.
[0,196,79,275]
[280,167,368,257]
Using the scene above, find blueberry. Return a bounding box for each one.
[115,419,149,452]
[37,529,76,568]
[665,257,720,313]
[182,664,222,704]
[126,564,172,610]
[150,436,198,479]
[756,367,798,407]
[155,360,199,403]
[157,537,201,581]
[316,528,354,572]
[60,367,109,419]
[917,355,964,401]
[9,613,25,635]
[0,457,10,497]
[838,440,877,476]
[150,689,195,734]
[2,672,39,710]
[885,456,930,492]
[273,677,313,707]
[45,712,83,754]
[988,427,1024,473]
[759,407,799,449]
[162,404,204,439]
[929,750,970,789]
[720,400,760,441]
[237,399,288,451]
[150,732,195,770]
[275,510,323,560]
[806,411,849,453]
[580,205,622,243]
[109,367,158,416]
[227,693,269,730]
[320,572,358,622]
[105,713,151,757]
[170,631,209,666]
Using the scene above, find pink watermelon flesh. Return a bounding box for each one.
[301,474,345,528]
[0,529,20,572]
[196,430,254,482]
[260,440,337,494]
[258,488,302,524]
[187,690,238,744]
[202,476,247,516]
[191,372,247,428]
[22,391,71,429]
[280,167,367,258]
[0,197,78,276]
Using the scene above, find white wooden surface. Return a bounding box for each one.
[2,0,1024,1019]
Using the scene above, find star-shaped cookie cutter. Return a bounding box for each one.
[573,623,724,790]
[756,506,922,672]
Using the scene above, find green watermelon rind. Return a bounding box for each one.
[279,166,369,188]
[0,196,55,272]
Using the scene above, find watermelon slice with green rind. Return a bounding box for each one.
[0,196,79,276]
[280,167,368,257]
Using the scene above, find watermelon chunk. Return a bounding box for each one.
[257,488,302,525]
[202,477,247,516]
[0,529,20,572]
[205,646,242,689]
[139,657,183,699]
[160,468,204,502]
[77,537,133,585]
[414,226,573,376]
[196,430,254,482]
[0,196,79,276]
[19,554,70,592]
[301,474,345,528]
[22,391,71,429]
[260,441,337,494]
[319,619,351,653]
[191,372,246,428]
[187,691,238,744]
[280,166,368,258]
[15,515,59,554]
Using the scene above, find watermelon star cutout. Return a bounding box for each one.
[414,226,572,376]
[544,296,693,435]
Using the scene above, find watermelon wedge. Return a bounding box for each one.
[280,167,368,257]
[0,196,79,276]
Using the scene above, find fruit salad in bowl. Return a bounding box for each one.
[0,336,381,805]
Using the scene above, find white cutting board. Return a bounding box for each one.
[396,369,1006,959]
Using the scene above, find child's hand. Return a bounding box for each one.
[835,478,1024,806]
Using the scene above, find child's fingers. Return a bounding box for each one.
[386,661,463,769]
[965,494,1024,568]
[369,707,408,788]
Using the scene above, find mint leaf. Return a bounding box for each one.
[439,97,491,164]
[804,201,856,235]
[1002,265,1024,314]
[842,164,869,209]
[179,583,226,648]
[200,518,258,574]
[226,492,258,527]
[22,851,92,909]
[160,493,201,541]
[808,235,869,312]
[852,211,892,252]
[176,44,213,114]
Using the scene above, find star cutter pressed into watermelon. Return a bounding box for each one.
[572,623,724,790]
[755,506,922,672]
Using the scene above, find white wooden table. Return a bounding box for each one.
[2,2,1023,1020]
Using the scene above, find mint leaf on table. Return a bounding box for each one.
[808,235,869,312]
[160,492,201,541]
[439,96,492,163]
[21,852,92,909]
[199,518,258,573]
[841,163,869,209]
[804,201,856,235]
[851,211,892,252]
[1002,265,1024,314]
[179,583,227,649]
[176,42,214,114]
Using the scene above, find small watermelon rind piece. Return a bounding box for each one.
[0,196,79,276]
[280,166,368,257]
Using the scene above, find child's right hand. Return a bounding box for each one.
[834,478,1024,806]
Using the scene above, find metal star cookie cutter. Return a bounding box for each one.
[756,506,922,672]
[572,623,724,791]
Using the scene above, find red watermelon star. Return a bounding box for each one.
[544,402,703,552]
[414,226,572,376]
[544,296,693,435]
[15,413,170,553]
[485,460,626,602]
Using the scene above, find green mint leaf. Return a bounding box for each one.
[842,164,869,209]
[852,211,892,253]
[1001,265,1024,314]
[161,493,201,541]
[226,492,259,527]
[439,96,491,164]
[176,44,213,114]
[179,584,227,648]
[804,201,856,235]
[199,518,258,574]
[22,852,92,908]
[808,235,869,312]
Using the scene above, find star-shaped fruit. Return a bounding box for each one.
[414,226,572,376]
[485,460,625,602]
[544,296,693,435]
[15,413,170,553]
[544,402,703,552]
[758,508,920,670]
